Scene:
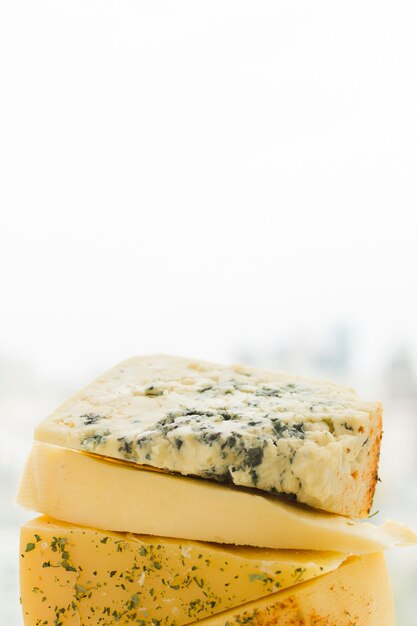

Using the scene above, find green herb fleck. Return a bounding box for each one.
[145,386,163,397]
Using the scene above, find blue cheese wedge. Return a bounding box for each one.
[34,354,382,517]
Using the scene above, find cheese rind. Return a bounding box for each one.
[17,441,417,553]
[196,553,395,626]
[20,516,346,626]
[34,354,382,517]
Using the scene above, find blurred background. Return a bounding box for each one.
[1,1,417,624]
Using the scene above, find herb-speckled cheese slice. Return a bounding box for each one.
[20,516,346,626]
[34,354,383,517]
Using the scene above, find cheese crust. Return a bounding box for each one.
[35,354,383,517]
[196,553,394,626]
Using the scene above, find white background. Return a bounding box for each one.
[1,2,417,624]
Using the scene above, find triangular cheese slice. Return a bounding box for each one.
[17,441,417,553]
[20,516,345,626]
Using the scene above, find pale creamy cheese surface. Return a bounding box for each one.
[34,354,382,517]
[18,441,417,553]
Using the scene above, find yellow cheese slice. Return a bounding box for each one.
[195,553,394,626]
[17,441,417,553]
[20,516,346,626]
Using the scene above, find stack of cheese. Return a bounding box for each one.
[17,355,417,625]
